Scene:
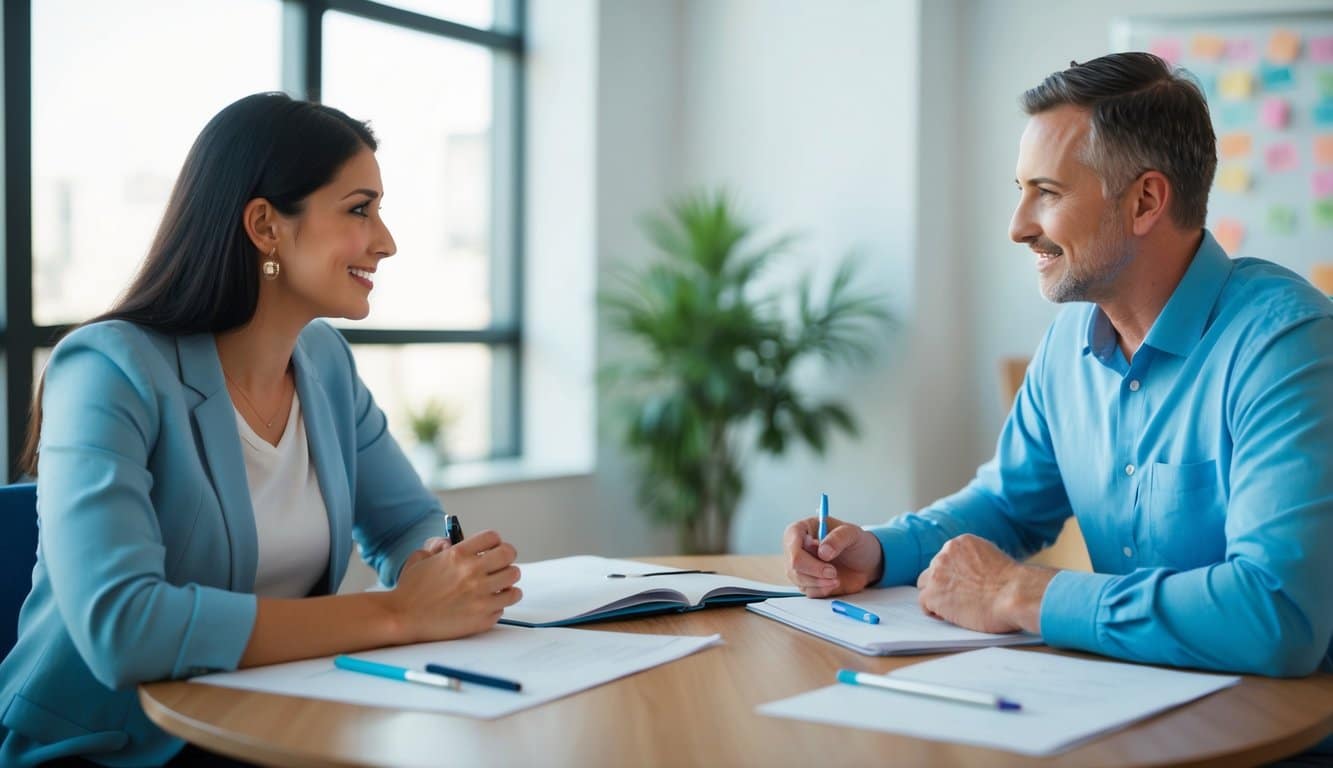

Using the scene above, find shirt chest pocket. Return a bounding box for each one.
[1142,460,1226,568]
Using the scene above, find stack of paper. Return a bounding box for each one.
[748,587,1040,655]
[192,625,721,719]
[759,647,1240,756]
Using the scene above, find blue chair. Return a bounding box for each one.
[0,483,38,661]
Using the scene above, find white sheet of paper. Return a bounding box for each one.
[192,625,721,719]
[748,587,1040,655]
[759,647,1240,756]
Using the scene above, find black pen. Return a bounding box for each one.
[443,514,464,545]
[606,569,718,578]
[426,663,522,692]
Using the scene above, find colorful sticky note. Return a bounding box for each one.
[1316,135,1333,166]
[1150,38,1182,65]
[1318,72,1333,100]
[1220,70,1255,100]
[1260,98,1291,130]
[1260,64,1295,90]
[1266,142,1299,173]
[1267,205,1298,235]
[1314,169,1333,199]
[1315,200,1333,228]
[1218,101,1257,127]
[1219,132,1253,158]
[1313,264,1333,293]
[1267,206,1298,235]
[1213,218,1245,254]
[1192,34,1225,60]
[1217,164,1252,194]
[1312,36,1333,64]
[1316,100,1333,127]
[1267,29,1301,64]
[1224,38,1256,61]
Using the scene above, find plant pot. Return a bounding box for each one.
[408,442,442,483]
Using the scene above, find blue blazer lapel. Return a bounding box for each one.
[175,334,257,593]
[292,339,352,593]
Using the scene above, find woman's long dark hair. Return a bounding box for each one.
[21,92,377,476]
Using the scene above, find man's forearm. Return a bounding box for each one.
[1000,562,1057,634]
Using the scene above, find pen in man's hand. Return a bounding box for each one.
[817,493,829,540]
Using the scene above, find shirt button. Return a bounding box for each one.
[1125,464,1136,476]
[1128,379,1141,391]
[1122,546,1133,558]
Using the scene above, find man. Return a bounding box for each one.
[785,52,1333,686]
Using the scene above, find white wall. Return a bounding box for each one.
[959,0,1333,458]
[677,0,927,552]
[591,0,682,557]
[912,0,984,503]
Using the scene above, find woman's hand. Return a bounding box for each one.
[400,536,451,574]
[387,529,522,642]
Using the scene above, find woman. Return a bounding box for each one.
[0,93,522,766]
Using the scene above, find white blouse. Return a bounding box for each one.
[235,391,331,599]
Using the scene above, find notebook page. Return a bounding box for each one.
[504,556,797,625]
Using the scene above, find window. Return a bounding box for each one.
[31,0,284,327]
[2,0,524,476]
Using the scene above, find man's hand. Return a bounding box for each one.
[916,534,1055,634]
[783,515,885,597]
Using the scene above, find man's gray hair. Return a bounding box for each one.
[1021,53,1217,229]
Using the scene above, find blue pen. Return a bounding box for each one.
[817,493,829,540]
[426,663,522,692]
[334,655,461,691]
[837,669,1022,711]
[831,599,880,624]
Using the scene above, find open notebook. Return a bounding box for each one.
[748,586,1041,655]
[502,556,800,627]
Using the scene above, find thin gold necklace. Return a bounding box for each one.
[223,370,287,430]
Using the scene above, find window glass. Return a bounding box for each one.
[351,343,494,462]
[31,0,282,326]
[325,11,513,331]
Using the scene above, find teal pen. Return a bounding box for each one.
[817,493,829,540]
[334,655,461,691]
[836,669,1022,711]
[831,599,880,624]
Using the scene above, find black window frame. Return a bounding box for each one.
[2,0,526,480]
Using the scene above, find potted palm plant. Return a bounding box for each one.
[600,190,889,554]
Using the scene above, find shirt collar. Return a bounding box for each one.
[1081,230,1232,360]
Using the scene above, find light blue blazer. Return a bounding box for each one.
[0,320,445,767]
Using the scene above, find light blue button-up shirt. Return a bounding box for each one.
[870,231,1333,677]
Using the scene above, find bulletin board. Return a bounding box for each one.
[1112,11,1333,275]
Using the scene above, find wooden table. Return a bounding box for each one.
[140,555,1333,767]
